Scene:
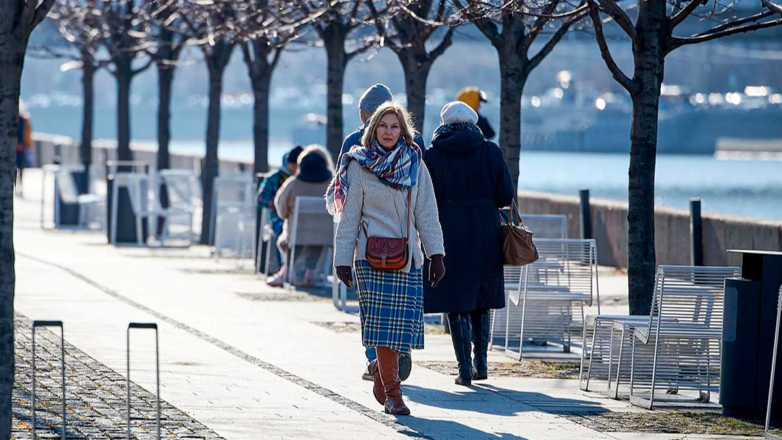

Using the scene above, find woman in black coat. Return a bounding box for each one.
[423,101,514,386]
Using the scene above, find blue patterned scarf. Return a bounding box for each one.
[325,138,422,217]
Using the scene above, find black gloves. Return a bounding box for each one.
[429,255,445,288]
[336,266,353,287]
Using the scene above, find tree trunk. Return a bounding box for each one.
[400,56,432,135]
[251,71,272,175]
[497,50,527,189]
[157,66,174,171]
[116,67,133,162]
[80,58,94,170]
[0,39,25,440]
[627,0,666,315]
[324,38,347,162]
[200,68,225,244]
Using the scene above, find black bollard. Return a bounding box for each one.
[580,189,592,239]
[690,198,703,266]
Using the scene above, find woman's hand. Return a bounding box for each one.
[429,255,445,288]
[336,266,353,287]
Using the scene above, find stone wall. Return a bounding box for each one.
[518,190,782,269]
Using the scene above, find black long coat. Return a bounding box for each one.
[423,124,514,313]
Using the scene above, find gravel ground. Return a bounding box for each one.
[12,314,224,440]
[416,360,582,379]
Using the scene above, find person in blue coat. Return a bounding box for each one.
[423,101,515,386]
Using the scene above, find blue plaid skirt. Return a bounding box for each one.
[354,260,424,355]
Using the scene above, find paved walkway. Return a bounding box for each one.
[11,170,757,440]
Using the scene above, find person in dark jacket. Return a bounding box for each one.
[456,87,495,141]
[423,101,514,386]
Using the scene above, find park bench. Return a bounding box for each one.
[211,173,256,259]
[284,196,335,289]
[153,169,201,245]
[503,238,600,359]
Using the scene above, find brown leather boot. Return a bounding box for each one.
[368,359,385,405]
[376,346,410,416]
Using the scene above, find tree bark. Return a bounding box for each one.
[627,0,666,315]
[156,66,174,171]
[80,57,94,169]
[115,66,133,162]
[0,37,25,440]
[324,35,347,162]
[400,56,432,135]
[497,49,527,189]
[251,71,272,175]
[200,67,225,244]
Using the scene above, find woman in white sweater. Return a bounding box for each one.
[326,102,446,416]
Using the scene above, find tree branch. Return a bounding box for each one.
[669,0,706,29]
[596,0,636,39]
[429,26,455,61]
[668,17,782,51]
[528,9,588,72]
[526,0,562,47]
[763,0,782,13]
[692,10,775,37]
[31,0,58,31]
[589,2,637,94]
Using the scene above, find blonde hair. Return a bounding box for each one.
[299,144,334,170]
[361,102,415,148]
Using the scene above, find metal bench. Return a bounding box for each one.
[627,265,741,409]
[490,214,568,351]
[211,174,255,259]
[504,238,600,359]
[153,169,201,245]
[284,196,334,288]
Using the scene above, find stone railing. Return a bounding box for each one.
[518,190,782,269]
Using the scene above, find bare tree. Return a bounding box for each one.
[368,0,455,133]
[307,0,378,160]
[48,0,107,175]
[238,0,308,174]
[149,0,189,173]
[588,0,782,315]
[100,0,154,162]
[179,0,239,244]
[0,1,57,434]
[453,0,587,186]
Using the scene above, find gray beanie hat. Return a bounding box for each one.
[358,84,393,113]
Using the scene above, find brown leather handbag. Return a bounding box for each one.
[361,189,412,271]
[502,199,539,266]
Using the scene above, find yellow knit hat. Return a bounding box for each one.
[456,87,486,112]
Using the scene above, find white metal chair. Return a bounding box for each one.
[47,164,105,230]
[504,238,600,360]
[765,285,782,439]
[626,265,741,409]
[153,169,201,245]
[211,174,255,259]
[490,214,568,351]
[284,196,334,289]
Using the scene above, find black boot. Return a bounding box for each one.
[448,313,472,386]
[471,309,490,381]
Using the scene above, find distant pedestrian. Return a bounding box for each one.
[270,145,334,287]
[341,84,423,383]
[456,87,495,140]
[328,102,445,416]
[423,101,514,386]
[15,100,33,196]
[340,84,426,162]
[258,145,304,283]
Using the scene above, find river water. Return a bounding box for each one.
[159,139,782,222]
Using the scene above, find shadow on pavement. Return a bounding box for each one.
[397,414,531,440]
[403,383,609,416]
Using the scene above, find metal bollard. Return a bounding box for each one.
[579,189,592,240]
[31,320,66,440]
[765,286,782,439]
[689,199,703,267]
[127,323,161,440]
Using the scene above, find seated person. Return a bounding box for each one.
[268,145,334,287]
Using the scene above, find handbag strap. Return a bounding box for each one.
[360,188,413,241]
[510,197,525,228]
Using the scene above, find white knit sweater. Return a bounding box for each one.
[334,160,445,272]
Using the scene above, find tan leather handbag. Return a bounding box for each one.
[502,199,539,266]
[361,189,412,271]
